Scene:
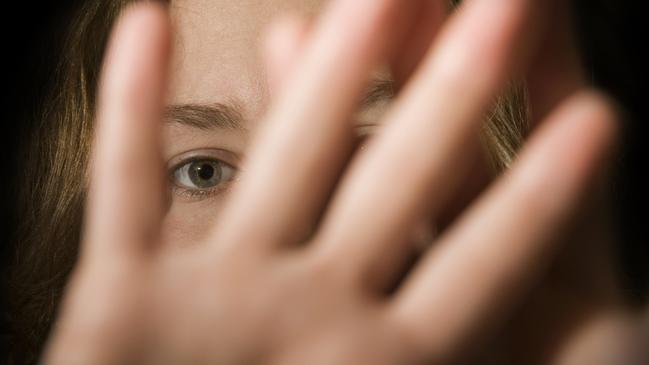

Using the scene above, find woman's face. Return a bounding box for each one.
[163,0,393,246]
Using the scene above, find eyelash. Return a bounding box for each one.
[168,154,239,201]
[172,184,227,199]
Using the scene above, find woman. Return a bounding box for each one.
[9,0,646,363]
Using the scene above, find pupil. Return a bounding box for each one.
[197,163,215,180]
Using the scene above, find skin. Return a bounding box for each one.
[43,0,647,364]
[162,0,386,248]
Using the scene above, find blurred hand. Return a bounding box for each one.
[44,1,645,364]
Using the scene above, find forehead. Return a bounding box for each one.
[168,0,324,119]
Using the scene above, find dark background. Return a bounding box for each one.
[1,0,647,360]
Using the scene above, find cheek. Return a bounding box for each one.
[161,197,228,248]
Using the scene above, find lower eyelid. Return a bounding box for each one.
[171,180,234,202]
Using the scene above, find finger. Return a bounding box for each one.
[391,0,447,88]
[316,0,549,291]
[215,0,420,250]
[84,3,171,259]
[389,91,619,364]
[263,15,311,95]
[551,311,646,365]
[526,1,586,126]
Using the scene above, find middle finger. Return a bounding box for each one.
[213,0,422,251]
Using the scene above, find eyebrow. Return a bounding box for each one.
[165,78,395,131]
[165,100,247,131]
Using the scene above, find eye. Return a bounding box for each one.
[169,149,239,200]
[354,123,378,151]
[173,159,236,190]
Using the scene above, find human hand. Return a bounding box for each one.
[43,0,641,364]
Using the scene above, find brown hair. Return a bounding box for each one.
[8,1,150,362]
[7,0,526,363]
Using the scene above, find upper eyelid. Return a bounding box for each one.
[169,157,234,178]
[167,148,241,170]
[355,122,379,129]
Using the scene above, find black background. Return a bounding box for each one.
[1,0,647,359]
